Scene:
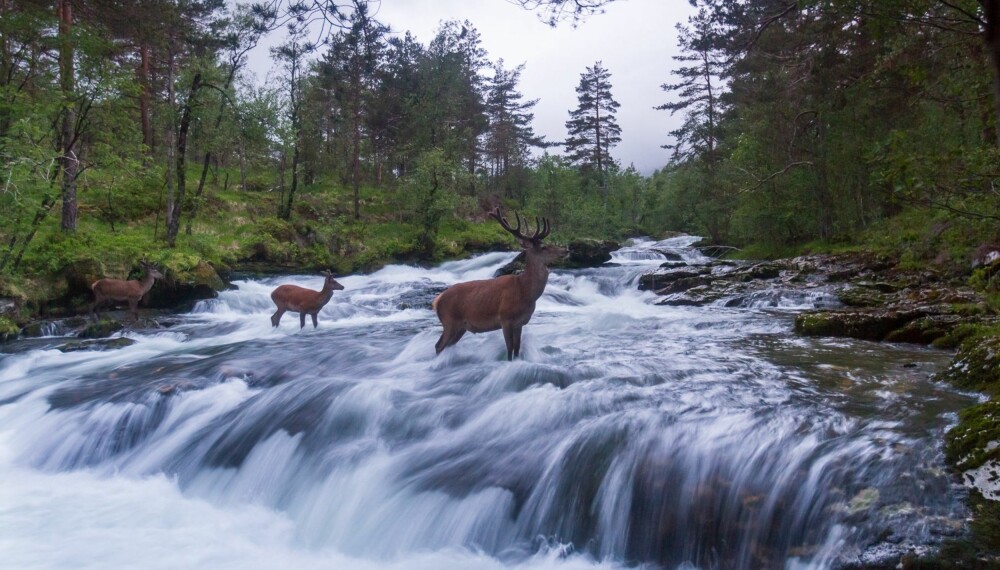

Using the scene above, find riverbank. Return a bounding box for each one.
[638,245,1000,564]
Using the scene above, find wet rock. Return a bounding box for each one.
[564,239,618,268]
[794,310,925,342]
[938,333,1000,395]
[78,319,124,339]
[494,239,620,277]
[655,285,730,307]
[21,316,89,338]
[397,286,448,310]
[493,252,526,277]
[0,296,18,318]
[147,260,226,310]
[884,314,965,346]
[638,268,712,292]
[57,337,136,352]
[63,258,106,299]
[838,286,889,308]
[654,250,685,262]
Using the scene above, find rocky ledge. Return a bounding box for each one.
[494,239,619,277]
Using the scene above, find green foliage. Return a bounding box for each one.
[0,315,17,341]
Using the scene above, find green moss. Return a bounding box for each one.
[939,327,1000,397]
[794,310,915,342]
[0,316,18,341]
[946,401,1000,471]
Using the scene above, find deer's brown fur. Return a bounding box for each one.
[433,209,565,360]
[90,261,164,321]
[270,270,345,329]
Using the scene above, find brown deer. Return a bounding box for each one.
[433,208,566,360]
[270,270,345,329]
[90,260,164,321]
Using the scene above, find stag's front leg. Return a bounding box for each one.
[501,323,515,361]
[512,327,523,359]
[270,309,285,327]
[311,313,318,328]
[129,299,140,322]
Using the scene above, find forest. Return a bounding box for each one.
[5,2,1000,567]
[0,0,998,306]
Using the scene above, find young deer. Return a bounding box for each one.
[433,208,566,360]
[270,270,345,329]
[90,260,164,321]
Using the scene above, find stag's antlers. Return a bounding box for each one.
[489,207,550,243]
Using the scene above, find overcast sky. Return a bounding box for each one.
[249,0,696,174]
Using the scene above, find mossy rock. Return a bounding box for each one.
[794,310,921,342]
[939,332,1000,396]
[885,314,964,345]
[0,316,19,342]
[146,257,225,309]
[57,337,136,352]
[737,263,782,281]
[564,239,618,268]
[638,268,711,292]
[63,258,106,298]
[78,319,124,339]
[838,287,889,308]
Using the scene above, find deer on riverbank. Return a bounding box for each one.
[270,270,345,329]
[90,260,164,321]
[432,208,566,360]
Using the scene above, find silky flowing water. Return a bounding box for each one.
[0,238,978,569]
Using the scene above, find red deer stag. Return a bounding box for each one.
[90,260,164,321]
[433,208,566,360]
[270,270,345,329]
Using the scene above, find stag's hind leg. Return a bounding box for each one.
[299,312,306,329]
[89,298,103,322]
[435,326,466,354]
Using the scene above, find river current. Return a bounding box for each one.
[0,237,977,569]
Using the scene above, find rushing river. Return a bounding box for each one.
[0,237,978,569]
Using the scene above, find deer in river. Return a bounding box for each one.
[90,259,164,321]
[432,208,566,360]
[270,270,345,329]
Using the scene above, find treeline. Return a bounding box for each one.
[2,0,999,280]
[0,0,653,279]
[653,0,1000,253]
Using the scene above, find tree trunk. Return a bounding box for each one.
[352,91,362,220]
[58,0,77,232]
[139,42,153,155]
[188,64,240,234]
[985,0,1000,145]
[164,45,176,241]
[166,72,202,247]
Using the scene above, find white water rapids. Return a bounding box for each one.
[0,237,976,569]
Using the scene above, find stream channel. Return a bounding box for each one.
[0,237,979,569]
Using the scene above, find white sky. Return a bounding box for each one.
[248,0,696,174]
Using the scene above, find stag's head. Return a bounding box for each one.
[140,260,164,280]
[490,208,567,264]
[322,269,345,291]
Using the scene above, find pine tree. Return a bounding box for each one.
[657,7,728,165]
[564,61,621,178]
[484,59,544,201]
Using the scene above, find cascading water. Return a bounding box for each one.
[0,237,977,569]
